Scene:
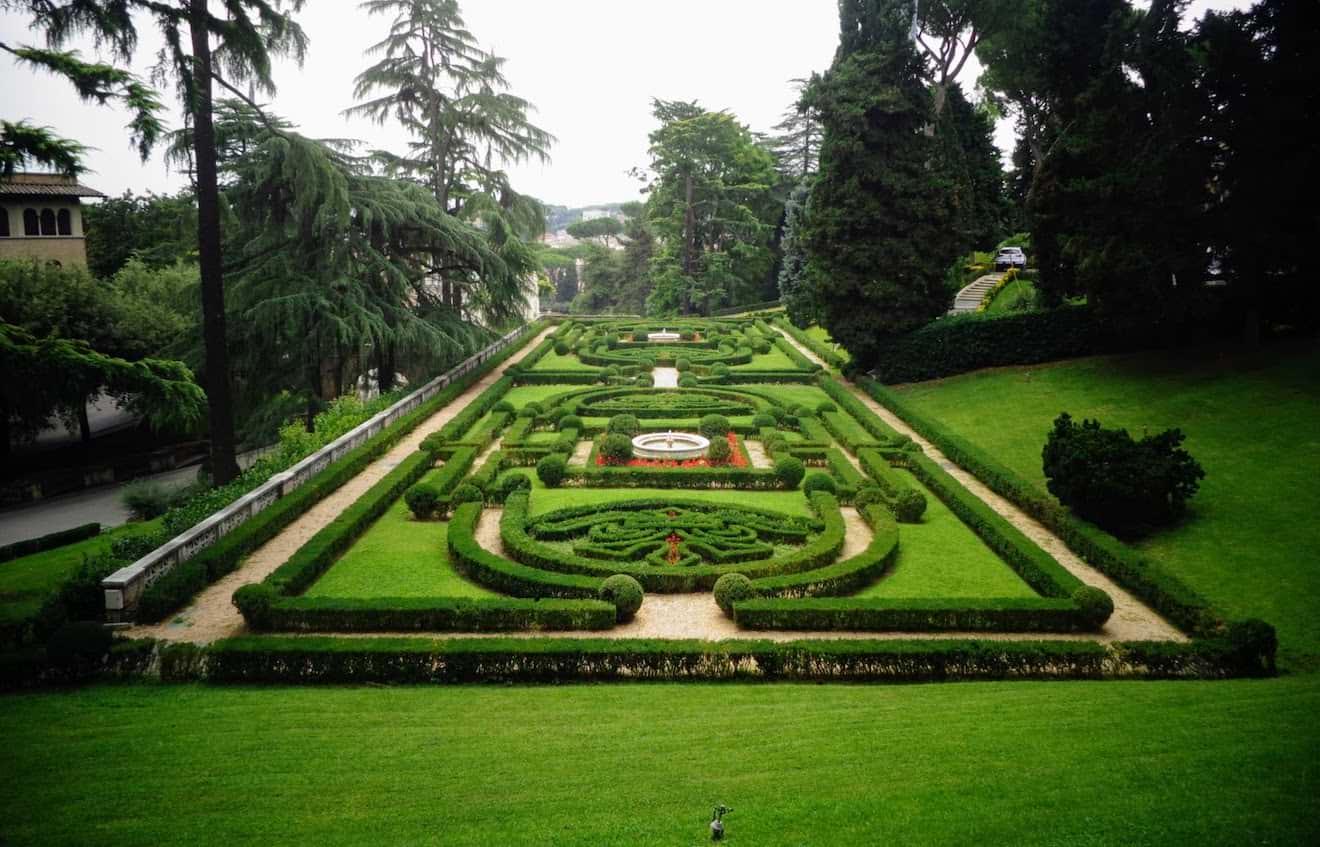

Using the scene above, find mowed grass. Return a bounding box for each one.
[503,385,574,409]
[0,519,162,625]
[733,346,798,371]
[0,678,1316,846]
[531,350,597,370]
[892,340,1320,657]
[525,486,814,518]
[806,323,851,362]
[304,471,494,600]
[855,470,1036,599]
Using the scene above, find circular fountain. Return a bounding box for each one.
[631,430,710,460]
[646,327,681,342]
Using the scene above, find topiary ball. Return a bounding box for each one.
[706,437,732,464]
[558,414,582,431]
[635,374,654,388]
[713,573,756,616]
[451,483,483,505]
[816,402,837,414]
[752,412,776,429]
[600,432,634,463]
[774,456,806,489]
[893,489,928,522]
[710,363,729,378]
[536,454,567,488]
[766,405,787,424]
[607,414,640,436]
[789,404,813,418]
[675,357,692,372]
[678,374,698,388]
[405,483,442,520]
[599,574,645,622]
[493,400,515,414]
[699,414,731,439]
[1073,586,1115,629]
[802,472,837,495]
[498,472,533,502]
[554,340,570,355]
[854,486,884,507]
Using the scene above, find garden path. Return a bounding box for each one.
[652,367,679,388]
[127,327,557,645]
[773,328,1186,643]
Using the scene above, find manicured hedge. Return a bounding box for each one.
[0,523,100,563]
[236,592,615,633]
[860,377,1218,636]
[815,374,902,444]
[750,503,898,597]
[774,317,847,369]
[447,502,604,599]
[732,597,1092,633]
[770,334,823,372]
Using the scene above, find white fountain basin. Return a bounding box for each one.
[647,331,681,342]
[632,431,710,460]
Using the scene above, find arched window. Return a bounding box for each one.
[40,209,56,236]
[23,208,39,236]
[0,208,10,237]
[57,209,71,235]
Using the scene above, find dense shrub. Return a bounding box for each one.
[1043,413,1205,537]
[790,404,813,417]
[45,621,113,670]
[713,573,756,615]
[558,414,582,431]
[451,483,483,505]
[498,472,533,502]
[774,456,805,489]
[816,402,837,414]
[892,489,928,523]
[635,374,654,388]
[752,412,776,428]
[599,574,645,621]
[711,363,729,377]
[607,413,640,436]
[554,340,570,355]
[536,454,567,488]
[1072,586,1115,628]
[766,405,787,424]
[699,414,730,438]
[678,374,698,388]
[675,357,692,372]
[493,400,514,414]
[706,437,732,464]
[121,481,181,521]
[854,485,884,507]
[600,433,634,463]
[0,523,100,564]
[802,472,837,495]
[404,484,442,520]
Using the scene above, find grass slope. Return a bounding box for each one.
[0,678,1315,846]
[892,341,1320,657]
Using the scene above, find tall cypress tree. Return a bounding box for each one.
[801,0,955,370]
[778,180,815,327]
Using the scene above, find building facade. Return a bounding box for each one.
[0,172,105,267]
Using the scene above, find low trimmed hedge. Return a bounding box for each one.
[774,317,847,369]
[750,503,899,597]
[732,597,1094,633]
[770,334,823,372]
[567,464,790,490]
[448,502,604,599]
[0,523,100,563]
[815,374,902,445]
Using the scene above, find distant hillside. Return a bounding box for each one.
[543,203,630,233]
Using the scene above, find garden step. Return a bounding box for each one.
[948,272,1006,315]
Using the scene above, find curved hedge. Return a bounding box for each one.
[447,502,603,599]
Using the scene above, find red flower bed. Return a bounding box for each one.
[596,432,747,468]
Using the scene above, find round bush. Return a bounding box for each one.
[790,404,813,418]
[607,414,640,436]
[515,405,538,418]
[710,363,729,378]
[635,374,654,388]
[753,340,772,354]
[498,472,533,502]
[706,437,732,463]
[713,573,756,616]
[893,489,928,522]
[783,414,800,429]
[766,405,787,424]
[816,401,837,414]
[1073,586,1115,628]
[774,456,806,489]
[451,483,483,505]
[404,483,442,520]
[600,432,634,463]
[554,340,570,355]
[675,357,692,372]
[493,400,515,414]
[599,574,645,622]
[751,412,776,428]
[766,435,789,456]
[603,365,621,378]
[854,486,884,507]
[536,454,568,487]
[558,414,582,431]
[699,414,731,439]
[525,401,543,415]
[719,343,734,354]
[802,472,837,495]
[678,374,698,388]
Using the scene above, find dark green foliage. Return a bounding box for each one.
[599,574,645,622]
[44,621,112,670]
[536,454,568,488]
[31,555,121,642]
[558,414,582,431]
[713,573,755,615]
[892,489,928,523]
[451,484,483,505]
[599,433,635,463]
[498,472,533,502]
[773,456,805,489]
[734,598,1096,633]
[802,472,836,496]
[678,374,698,388]
[0,524,99,564]
[404,484,442,520]
[778,180,816,327]
[607,414,641,436]
[1072,586,1115,628]
[675,357,692,372]
[706,437,732,464]
[752,413,776,428]
[1043,413,1205,536]
[81,190,197,279]
[493,400,514,413]
[816,402,837,414]
[698,414,730,438]
[238,595,615,634]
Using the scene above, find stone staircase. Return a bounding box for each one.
[948,272,1005,314]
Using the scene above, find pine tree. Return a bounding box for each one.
[767,79,823,179]
[777,180,815,327]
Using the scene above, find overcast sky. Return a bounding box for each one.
[1,0,1253,208]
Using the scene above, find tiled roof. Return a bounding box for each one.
[0,176,105,198]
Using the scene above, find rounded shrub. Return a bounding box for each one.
[719,343,734,354]
[536,454,568,488]
[558,414,582,431]
[710,363,729,378]
[678,374,698,388]
[706,437,732,464]
[816,401,837,414]
[515,405,538,418]
[603,365,621,378]
[774,456,806,489]
[699,414,731,439]
[802,472,837,495]
[451,483,483,505]
[525,401,543,415]
[635,374,654,388]
[46,621,113,670]
[1225,618,1278,674]
[607,414,640,436]
[790,404,814,418]
[766,405,787,424]
[751,412,776,429]
[713,573,756,616]
[1073,586,1115,629]
[675,357,692,372]
[633,330,648,342]
[232,583,276,629]
[599,574,645,622]
[854,486,885,507]
[783,414,800,429]
[753,340,772,354]
[498,472,533,502]
[405,483,442,520]
[554,340,570,355]
[493,400,515,414]
[600,433,634,463]
[893,489,928,522]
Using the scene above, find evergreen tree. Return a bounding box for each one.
[934,84,1008,255]
[767,79,823,179]
[777,180,815,327]
[801,0,955,369]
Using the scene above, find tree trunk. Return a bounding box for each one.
[377,342,396,394]
[683,172,697,277]
[77,395,92,445]
[188,0,241,485]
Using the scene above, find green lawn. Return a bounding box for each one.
[855,470,1036,599]
[531,350,597,371]
[0,520,162,626]
[1,677,1315,845]
[503,385,575,409]
[752,385,833,410]
[892,341,1320,658]
[806,324,851,362]
[733,346,798,371]
[525,486,814,518]
[305,472,495,600]
[982,277,1039,314]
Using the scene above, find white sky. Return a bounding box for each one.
[0,0,1253,208]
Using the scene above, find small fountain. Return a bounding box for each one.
[631,430,710,460]
[646,326,681,342]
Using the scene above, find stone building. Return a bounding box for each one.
[0,172,105,267]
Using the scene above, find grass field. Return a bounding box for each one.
[806,324,851,362]
[1,677,1315,846]
[532,350,598,370]
[892,340,1320,658]
[733,346,797,370]
[526,486,815,518]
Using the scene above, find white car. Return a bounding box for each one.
[994,247,1027,272]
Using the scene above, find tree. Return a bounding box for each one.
[801,0,955,369]
[0,120,87,176]
[4,0,308,486]
[915,0,1013,119]
[566,216,623,248]
[82,191,198,278]
[767,78,823,178]
[777,180,814,327]
[933,83,1009,255]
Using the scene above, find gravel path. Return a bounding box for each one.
[774,329,1186,643]
[128,327,556,645]
[743,440,772,469]
[652,367,679,388]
